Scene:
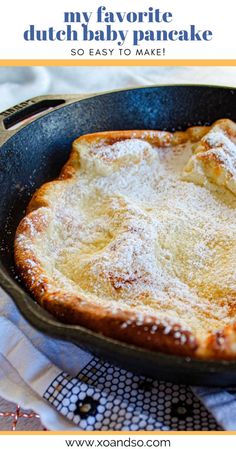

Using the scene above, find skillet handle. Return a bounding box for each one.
[0,93,94,145]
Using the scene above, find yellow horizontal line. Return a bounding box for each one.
[0,59,236,66]
[0,431,235,435]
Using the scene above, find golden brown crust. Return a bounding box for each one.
[14,224,198,357]
[14,123,236,360]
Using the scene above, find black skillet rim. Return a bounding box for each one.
[1,84,236,382]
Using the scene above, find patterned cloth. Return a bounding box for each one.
[0,302,225,431]
[44,358,220,431]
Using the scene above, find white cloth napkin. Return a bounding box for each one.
[1,66,236,112]
[1,66,236,430]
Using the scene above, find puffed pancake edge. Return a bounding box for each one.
[14,126,236,360]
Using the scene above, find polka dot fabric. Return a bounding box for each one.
[44,357,220,430]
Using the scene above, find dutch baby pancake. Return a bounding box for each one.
[14,119,236,359]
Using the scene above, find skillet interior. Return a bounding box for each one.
[1,85,236,385]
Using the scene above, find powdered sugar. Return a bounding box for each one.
[18,132,236,340]
[91,139,152,161]
[205,129,236,176]
[79,138,156,176]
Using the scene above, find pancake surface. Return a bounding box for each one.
[14,120,236,359]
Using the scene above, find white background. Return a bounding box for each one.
[0,0,234,60]
[1,434,236,447]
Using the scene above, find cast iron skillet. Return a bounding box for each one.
[1,85,236,386]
